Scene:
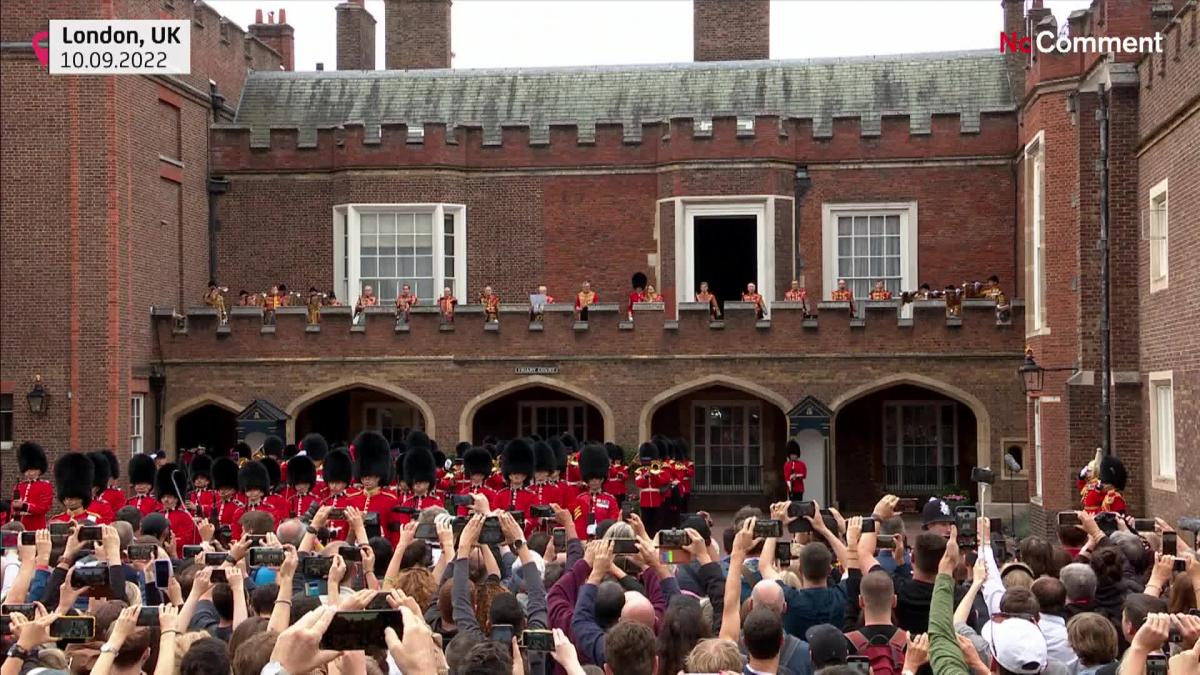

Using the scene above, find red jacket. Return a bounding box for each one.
[493,486,536,515]
[88,498,116,525]
[189,488,220,520]
[603,465,628,500]
[395,492,442,526]
[573,490,620,540]
[360,488,399,545]
[215,496,245,541]
[127,494,162,517]
[278,487,320,521]
[12,478,54,531]
[528,481,562,509]
[244,500,281,528]
[320,490,365,540]
[634,466,670,508]
[100,487,127,512]
[165,507,201,557]
[784,459,807,494]
[556,479,581,508]
[454,483,498,516]
[50,508,106,525]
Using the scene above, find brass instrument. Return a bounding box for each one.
[649,460,662,472]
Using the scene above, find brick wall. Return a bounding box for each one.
[336,1,376,71]
[384,0,451,70]
[693,0,769,62]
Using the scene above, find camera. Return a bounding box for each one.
[137,606,160,627]
[479,517,504,545]
[787,501,816,519]
[612,538,640,555]
[50,616,95,642]
[320,610,405,651]
[658,529,692,549]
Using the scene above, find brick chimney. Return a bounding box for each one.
[248,7,294,71]
[1001,0,1027,97]
[336,0,376,70]
[384,0,452,70]
[693,0,769,62]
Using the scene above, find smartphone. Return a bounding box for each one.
[301,554,334,579]
[49,522,73,536]
[128,544,157,561]
[1146,654,1168,675]
[479,518,504,546]
[507,510,526,526]
[846,655,871,674]
[552,527,566,550]
[861,517,876,533]
[787,501,816,519]
[1,532,18,549]
[1096,512,1119,536]
[49,616,95,642]
[318,609,406,651]
[205,552,230,566]
[519,629,554,652]
[448,494,473,507]
[248,547,286,567]
[875,534,897,555]
[414,522,438,540]
[621,502,638,521]
[1163,532,1177,556]
[1056,511,1081,527]
[612,538,640,555]
[489,623,514,644]
[658,548,691,564]
[754,519,783,539]
[658,529,692,549]
[2,604,36,617]
[77,525,103,542]
[530,505,555,519]
[955,507,978,536]
[182,545,204,558]
[1133,518,1156,532]
[154,559,172,589]
[71,565,109,588]
[136,606,160,627]
[895,497,919,513]
[210,568,227,583]
[339,546,363,563]
[776,541,793,565]
[247,534,267,546]
[327,508,345,519]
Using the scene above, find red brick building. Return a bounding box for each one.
[1,0,1193,523]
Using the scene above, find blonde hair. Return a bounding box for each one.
[125,581,142,607]
[173,631,211,675]
[395,567,438,611]
[1067,612,1118,666]
[685,638,743,672]
[778,571,802,589]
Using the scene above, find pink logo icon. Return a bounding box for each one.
[32,31,49,67]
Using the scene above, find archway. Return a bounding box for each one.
[459,376,615,444]
[162,394,241,456]
[643,376,790,501]
[288,379,433,446]
[831,374,987,512]
[176,405,238,453]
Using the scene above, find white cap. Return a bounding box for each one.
[983,617,1048,674]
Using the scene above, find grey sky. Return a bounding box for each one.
[207,0,1093,71]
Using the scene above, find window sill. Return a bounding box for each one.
[1025,326,1051,339]
[1029,495,1043,506]
[1149,277,1169,294]
[0,442,11,451]
[1150,476,1176,493]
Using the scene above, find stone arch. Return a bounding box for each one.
[162,394,242,454]
[284,377,437,442]
[638,374,792,443]
[458,376,616,443]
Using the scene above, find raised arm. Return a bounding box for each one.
[928,526,969,675]
[719,517,759,641]
[268,548,298,633]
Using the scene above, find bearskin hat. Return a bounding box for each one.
[502,438,536,479]
[433,449,447,471]
[286,454,316,487]
[234,441,252,461]
[156,463,184,501]
[1099,454,1127,491]
[404,447,437,486]
[560,433,579,451]
[261,457,282,489]
[638,442,658,463]
[300,433,328,463]
[606,442,623,463]
[17,441,48,474]
[651,436,670,460]
[55,452,94,506]
[632,272,647,289]
[323,449,353,485]
[129,453,157,486]
[394,454,407,487]
[189,454,212,482]
[549,438,569,474]
[405,429,432,452]
[212,457,240,491]
[354,431,393,482]
[786,439,801,457]
[239,461,271,494]
[463,447,493,478]
[262,436,284,458]
[101,449,120,480]
[455,441,472,457]
[579,444,610,482]
[533,441,556,475]
[673,438,691,462]
[87,451,111,492]
[283,444,298,460]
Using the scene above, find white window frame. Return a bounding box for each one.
[1149,178,1168,293]
[363,401,423,445]
[332,203,467,305]
[1025,132,1048,335]
[675,197,776,309]
[130,395,144,455]
[691,400,763,494]
[0,393,13,451]
[821,201,918,302]
[881,400,959,492]
[518,401,588,441]
[1032,398,1043,502]
[1148,371,1176,491]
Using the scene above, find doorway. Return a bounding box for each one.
[693,215,757,313]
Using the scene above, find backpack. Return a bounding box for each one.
[846,627,908,675]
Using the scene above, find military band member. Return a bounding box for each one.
[439,287,458,323]
[480,285,501,323]
[262,285,283,325]
[306,287,324,325]
[239,461,280,527]
[1077,449,1104,514]
[212,457,246,541]
[187,454,219,518]
[831,278,855,314]
[395,283,419,323]
[696,281,722,320]
[397,440,442,525]
[493,439,537,517]
[324,290,342,307]
[530,285,555,323]
[573,444,621,540]
[97,450,126,513]
[86,451,116,524]
[458,447,500,516]
[530,441,563,508]
[157,463,200,558]
[671,438,694,515]
[298,433,330,498]
[283,454,320,520]
[550,439,579,507]
[628,272,648,320]
[575,281,598,322]
[127,454,162,516]
[561,433,581,485]
[205,281,229,325]
[354,430,399,544]
[260,457,289,520]
[869,280,893,301]
[311,449,362,539]
[784,440,808,501]
[51,452,106,525]
[784,280,809,316]
[1098,454,1128,514]
[12,442,53,531]
[742,282,767,320]
[633,442,670,535]
[603,443,627,505]
[354,285,379,325]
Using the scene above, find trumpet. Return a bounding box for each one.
[649,460,663,472]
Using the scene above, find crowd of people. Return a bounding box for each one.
[1,433,1195,675]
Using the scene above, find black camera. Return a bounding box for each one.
[479,517,504,545]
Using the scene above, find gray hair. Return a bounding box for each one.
[1060,563,1097,601]
[602,521,634,540]
[276,518,305,547]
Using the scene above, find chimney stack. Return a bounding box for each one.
[337,0,377,70]
[1001,0,1027,97]
[248,7,295,71]
[693,0,769,62]
[385,0,452,70]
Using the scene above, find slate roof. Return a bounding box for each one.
[233,50,1016,144]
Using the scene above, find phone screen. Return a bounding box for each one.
[519,629,554,652]
[154,559,172,589]
[128,544,156,561]
[489,624,514,644]
[846,656,871,674]
[77,525,103,542]
[552,527,566,550]
[137,606,160,627]
[319,610,405,651]
[50,616,95,641]
[2,604,36,617]
[1163,532,1177,556]
[248,547,286,567]
[1056,511,1081,527]
[1146,654,1168,675]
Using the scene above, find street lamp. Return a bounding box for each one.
[1017,348,1077,397]
[26,375,48,414]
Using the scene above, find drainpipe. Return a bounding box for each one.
[793,166,812,284]
[207,80,228,282]
[149,366,166,452]
[1096,86,1112,458]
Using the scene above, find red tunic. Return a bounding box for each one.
[528,481,562,509]
[12,479,54,531]
[100,487,127,512]
[244,500,281,528]
[556,479,581,509]
[1101,489,1127,514]
[360,488,400,545]
[320,490,365,540]
[395,492,441,526]
[1081,482,1105,514]
[454,483,498,516]
[573,490,621,540]
[784,459,807,495]
[634,466,670,508]
[87,498,116,525]
[215,497,246,541]
[603,464,628,502]
[265,493,289,522]
[565,455,582,484]
[486,468,506,491]
[127,494,162,517]
[493,486,536,516]
[50,508,106,525]
[188,489,220,522]
[627,290,647,318]
[165,507,200,557]
[278,487,320,521]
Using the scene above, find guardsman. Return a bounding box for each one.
[86,452,116,524]
[309,449,362,540]
[1077,449,1105,514]
[634,442,670,535]
[354,431,399,544]
[457,447,499,516]
[672,438,695,515]
[157,463,200,557]
[282,454,320,520]
[603,443,627,505]
[260,457,289,523]
[212,457,246,541]
[127,454,162,516]
[397,442,442,525]
[239,461,280,528]
[493,439,536,517]
[1098,454,1128,514]
[573,444,621,540]
[562,434,582,486]
[627,272,648,321]
[298,433,330,499]
[784,279,809,316]
[438,287,458,323]
[99,450,126,512]
[784,440,808,501]
[12,442,53,531]
[551,439,579,507]
[530,441,563,508]
[187,454,219,519]
[395,283,419,324]
[50,453,105,524]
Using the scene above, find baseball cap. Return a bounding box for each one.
[983,615,1048,674]
[805,624,850,668]
[921,497,955,527]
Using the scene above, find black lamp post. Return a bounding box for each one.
[26,375,48,414]
[1017,348,1077,398]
